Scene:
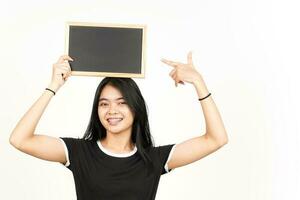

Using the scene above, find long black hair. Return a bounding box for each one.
[82,77,155,170]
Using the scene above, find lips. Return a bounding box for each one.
[107,117,123,125]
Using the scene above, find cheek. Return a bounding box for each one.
[124,110,134,122]
[98,110,106,124]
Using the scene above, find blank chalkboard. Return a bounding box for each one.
[65,22,146,78]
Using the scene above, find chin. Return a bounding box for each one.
[105,126,132,135]
[107,128,122,134]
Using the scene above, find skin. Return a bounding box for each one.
[98,84,136,153]
[160,51,228,170]
[9,53,228,171]
[98,51,228,171]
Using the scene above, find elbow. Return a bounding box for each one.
[221,138,228,146]
[9,136,17,148]
[205,132,229,148]
[218,135,229,147]
[9,134,21,149]
[214,134,229,147]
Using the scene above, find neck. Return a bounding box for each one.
[101,131,135,153]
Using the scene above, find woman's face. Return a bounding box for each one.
[98,84,134,135]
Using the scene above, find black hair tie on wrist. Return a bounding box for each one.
[198,93,211,101]
[45,88,56,95]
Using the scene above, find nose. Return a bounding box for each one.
[108,110,118,115]
[108,104,118,115]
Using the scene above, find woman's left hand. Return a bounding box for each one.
[161,51,202,87]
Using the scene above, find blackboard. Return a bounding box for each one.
[65,22,146,78]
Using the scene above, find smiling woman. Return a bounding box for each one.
[57,77,177,199]
[97,84,135,139]
[9,53,228,200]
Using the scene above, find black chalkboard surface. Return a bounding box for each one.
[65,22,146,78]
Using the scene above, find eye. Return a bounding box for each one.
[99,102,108,107]
[119,102,127,105]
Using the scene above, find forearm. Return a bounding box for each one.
[9,84,58,147]
[193,76,228,145]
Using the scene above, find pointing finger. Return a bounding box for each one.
[161,58,180,67]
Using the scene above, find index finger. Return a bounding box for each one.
[57,55,74,63]
[161,58,180,67]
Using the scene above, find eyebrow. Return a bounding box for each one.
[99,97,124,102]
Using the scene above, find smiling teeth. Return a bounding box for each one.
[107,118,123,122]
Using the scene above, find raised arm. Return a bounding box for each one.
[9,55,73,165]
[161,52,228,170]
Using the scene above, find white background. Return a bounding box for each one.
[1,0,299,199]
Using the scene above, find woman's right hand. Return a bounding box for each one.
[48,55,73,92]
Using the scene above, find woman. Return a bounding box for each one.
[9,52,228,200]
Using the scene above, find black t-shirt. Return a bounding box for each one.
[59,137,176,200]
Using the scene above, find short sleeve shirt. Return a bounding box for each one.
[59,137,176,200]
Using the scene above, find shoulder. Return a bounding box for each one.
[59,137,90,149]
[146,144,176,159]
[59,136,84,143]
[145,144,177,175]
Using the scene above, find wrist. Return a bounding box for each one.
[191,73,204,84]
[192,76,210,98]
[192,76,206,90]
[47,83,60,92]
[45,88,56,96]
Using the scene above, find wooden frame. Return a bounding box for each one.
[65,22,147,78]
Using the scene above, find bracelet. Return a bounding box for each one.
[198,93,211,101]
[45,88,56,95]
